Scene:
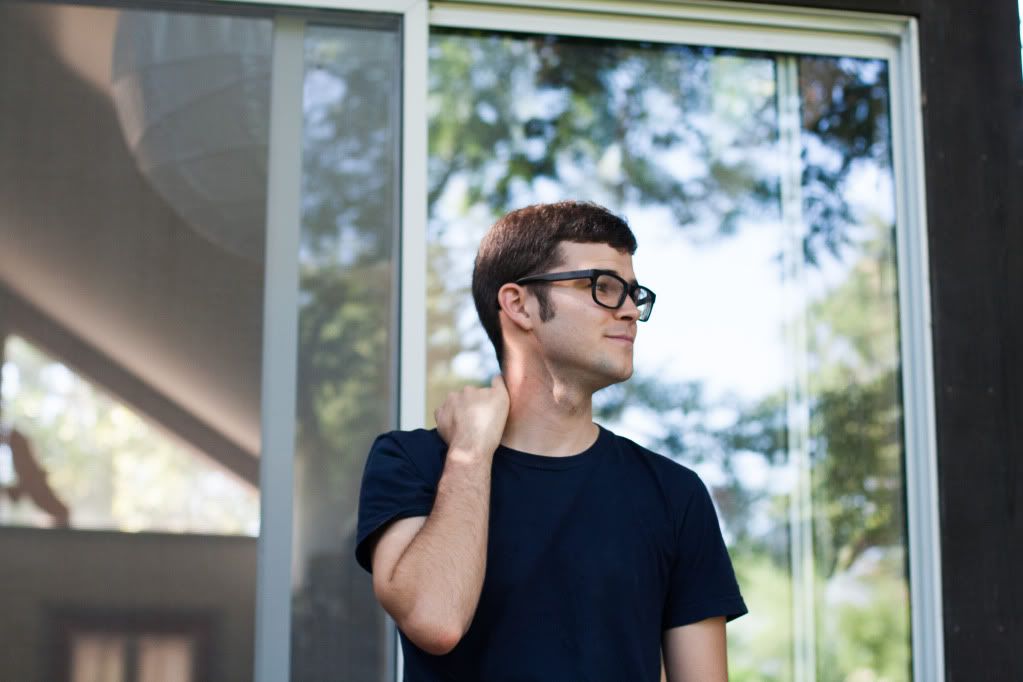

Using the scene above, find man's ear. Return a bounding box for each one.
[497,283,534,331]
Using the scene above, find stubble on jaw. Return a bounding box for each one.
[536,320,635,393]
[583,348,634,391]
[600,357,634,385]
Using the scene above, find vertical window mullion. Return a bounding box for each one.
[397,3,430,679]
[254,14,305,682]
[399,2,429,434]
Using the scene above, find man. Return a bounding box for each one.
[356,201,747,680]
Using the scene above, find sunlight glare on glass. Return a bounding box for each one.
[1,358,19,401]
[2,336,259,535]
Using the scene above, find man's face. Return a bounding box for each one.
[528,241,641,391]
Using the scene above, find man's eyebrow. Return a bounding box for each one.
[600,268,638,285]
[609,269,638,285]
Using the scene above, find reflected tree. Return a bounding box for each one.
[429,31,780,237]
[800,57,892,266]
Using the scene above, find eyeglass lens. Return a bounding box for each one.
[594,274,653,321]
[593,273,626,307]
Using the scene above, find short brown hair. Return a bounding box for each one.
[471,201,637,365]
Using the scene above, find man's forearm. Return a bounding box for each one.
[384,447,493,652]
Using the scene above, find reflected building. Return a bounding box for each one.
[1,4,269,681]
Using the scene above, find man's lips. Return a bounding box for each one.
[606,334,635,344]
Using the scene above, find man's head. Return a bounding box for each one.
[471,201,638,367]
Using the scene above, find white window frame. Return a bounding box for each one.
[244,2,942,681]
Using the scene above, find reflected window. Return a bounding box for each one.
[53,610,209,682]
[70,634,196,682]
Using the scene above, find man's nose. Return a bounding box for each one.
[615,295,640,321]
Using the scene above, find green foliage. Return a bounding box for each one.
[293,27,400,502]
[727,553,795,682]
[816,549,912,682]
[800,58,893,267]
[428,31,780,237]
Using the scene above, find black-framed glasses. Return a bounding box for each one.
[514,269,656,321]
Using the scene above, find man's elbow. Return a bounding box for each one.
[373,581,465,655]
[401,613,465,656]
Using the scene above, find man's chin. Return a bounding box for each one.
[615,364,634,382]
[592,364,633,392]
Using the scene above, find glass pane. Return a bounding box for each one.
[0,2,268,679]
[290,20,401,682]
[799,56,910,681]
[427,29,909,681]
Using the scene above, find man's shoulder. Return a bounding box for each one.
[600,426,706,491]
[373,427,445,451]
[369,427,447,477]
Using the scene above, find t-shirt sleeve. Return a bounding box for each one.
[662,475,748,630]
[354,432,437,574]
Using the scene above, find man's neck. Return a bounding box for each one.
[499,362,600,457]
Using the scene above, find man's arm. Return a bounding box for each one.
[369,376,508,656]
[662,616,727,682]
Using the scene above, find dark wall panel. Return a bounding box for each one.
[733,0,1023,679]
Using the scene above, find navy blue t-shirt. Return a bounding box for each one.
[356,425,747,681]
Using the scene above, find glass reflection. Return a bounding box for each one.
[290,21,400,682]
[799,56,909,682]
[427,30,909,681]
[0,3,268,679]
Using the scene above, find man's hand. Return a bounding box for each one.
[371,375,509,656]
[435,375,510,457]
